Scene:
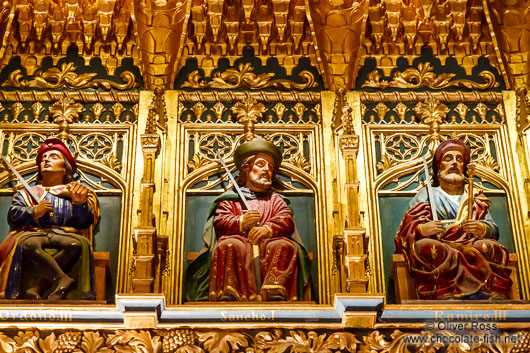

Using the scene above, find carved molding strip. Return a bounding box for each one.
[3,63,139,90]
[362,63,499,90]
[178,91,321,104]
[360,92,503,104]
[0,328,527,353]
[182,63,318,90]
[0,91,139,103]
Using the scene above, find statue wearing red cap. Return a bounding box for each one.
[0,138,99,300]
[394,139,512,300]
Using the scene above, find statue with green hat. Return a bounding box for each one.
[184,138,311,302]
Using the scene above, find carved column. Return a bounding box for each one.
[338,102,368,293]
[132,90,165,293]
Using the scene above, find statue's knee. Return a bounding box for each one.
[63,240,82,254]
[267,238,296,252]
[218,237,246,251]
[22,240,41,253]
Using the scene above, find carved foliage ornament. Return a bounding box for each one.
[414,97,449,144]
[232,96,266,142]
[0,329,527,353]
[3,63,139,91]
[182,63,318,90]
[0,329,360,353]
[362,63,500,90]
[49,97,84,140]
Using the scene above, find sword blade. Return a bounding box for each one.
[422,155,438,221]
[218,157,250,210]
[1,155,42,203]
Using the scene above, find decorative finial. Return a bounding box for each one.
[232,96,266,142]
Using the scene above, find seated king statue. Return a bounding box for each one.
[184,138,311,302]
[395,139,512,300]
[0,137,99,300]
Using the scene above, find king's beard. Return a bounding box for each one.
[439,170,465,185]
[249,174,272,190]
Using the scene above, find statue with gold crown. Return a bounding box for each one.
[184,138,311,302]
[395,139,512,300]
[0,137,100,300]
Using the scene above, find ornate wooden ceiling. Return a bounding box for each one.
[0,0,528,91]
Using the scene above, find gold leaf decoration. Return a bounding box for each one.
[393,103,409,123]
[29,102,45,121]
[311,104,321,122]
[376,154,394,174]
[233,97,266,141]
[293,103,307,122]
[362,63,499,90]
[192,102,208,121]
[55,332,81,353]
[359,330,412,353]
[79,331,112,353]
[187,153,208,172]
[131,104,139,122]
[494,104,505,123]
[161,329,199,353]
[91,103,106,121]
[0,332,16,353]
[272,103,287,121]
[110,103,126,121]
[341,103,354,135]
[455,103,469,121]
[290,153,311,172]
[212,102,227,121]
[9,102,25,121]
[182,63,317,90]
[196,331,249,353]
[50,98,84,125]
[474,102,488,122]
[255,329,359,353]
[102,153,123,173]
[2,63,139,90]
[107,330,162,353]
[480,154,500,172]
[414,98,449,143]
[374,103,389,121]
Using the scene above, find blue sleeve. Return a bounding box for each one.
[483,213,499,240]
[7,192,37,230]
[69,202,94,229]
[409,187,429,208]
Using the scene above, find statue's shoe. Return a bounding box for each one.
[48,275,75,300]
[265,294,286,301]
[219,293,237,302]
[25,288,41,300]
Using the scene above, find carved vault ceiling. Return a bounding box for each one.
[0,0,528,91]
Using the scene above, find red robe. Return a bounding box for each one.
[209,193,299,301]
[395,192,512,299]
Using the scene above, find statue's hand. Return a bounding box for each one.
[417,220,443,237]
[33,200,53,221]
[248,226,269,245]
[68,182,89,205]
[242,210,261,232]
[462,220,487,238]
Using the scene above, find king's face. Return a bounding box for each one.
[246,153,275,192]
[40,150,66,176]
